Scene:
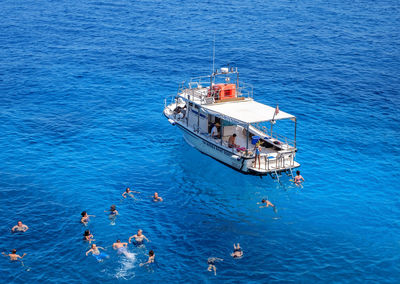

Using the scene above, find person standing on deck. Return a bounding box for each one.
[254,142,262,169]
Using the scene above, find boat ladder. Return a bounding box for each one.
[286,168,295,180]
[270,170,282,183]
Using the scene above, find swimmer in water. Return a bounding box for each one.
[294,170,305,186]
[258,199,275,208]
[152,192,163,202]
[128,229,150,246]
[139,250,155,266]
[258,199,278,213]
[80,211,95,225]
[207,257,223,276]
[11,221,28,232]
[86,244,108,261]
[2,249,26,265]
[105,205,118,225]
[122,187,140,199]
[231,243,243,258]
[83,229,95,243]
[112,239,130,256]
[105,205,119,217]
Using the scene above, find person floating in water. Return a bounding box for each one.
[80,211,95,225]
[112,239,130,257]
[258,199,274,208]
[129,229,150,246]
[231,243,243,258]
[207,257,223,276]
[2,249,26,265]
[105,205,118,225]
[294,170,305,186]
[83,229,95,243]
[139,250,155,267]
[152,192,163,202]
[86,244,108,261]
[11,221,28,232]
[122,187,140,199]
[258,199,278,213]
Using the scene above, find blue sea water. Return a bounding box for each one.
[0,0,399,282]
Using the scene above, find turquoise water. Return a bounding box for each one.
[0,0,399,282]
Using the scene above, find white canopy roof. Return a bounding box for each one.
[202,99,295,125]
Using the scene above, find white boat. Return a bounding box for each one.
[163,67,300,179]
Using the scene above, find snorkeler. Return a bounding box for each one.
[231,243,243,258]
[83,229,95,243]
[122,187,140,199]
[2,249,26,265]
[152,192,163,202]
[207,257,223,276]
[11,221,28,232]
[112,239,130,256]
[80,211,95,225]
[294,170,305,186]
[139,250,155,267]
[86,244,108,261]
[128,229,150,246]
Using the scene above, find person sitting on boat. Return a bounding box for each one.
[228,134,239,148]
[178,106,186,120]
[294,170,305,186]
[174,106,186,120]
[211,123,219,138]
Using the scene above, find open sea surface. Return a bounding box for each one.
[0,0,399,282]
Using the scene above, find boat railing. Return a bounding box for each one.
[259,150,296,172]
[237,82,253,99]
[164,95,177,108]
[270,132,296,149]
[179,80,253,105]
[251,124,295,150]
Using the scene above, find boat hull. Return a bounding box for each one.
[178,123,248,173]
[164,108,300,177]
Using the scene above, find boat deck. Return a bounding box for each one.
[248,160,300,174]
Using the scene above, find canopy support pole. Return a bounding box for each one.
[186,103,189,127]
[246,124,249,155]
[294,118,297,148]
[270,121,273,138]
[197,107,200,132]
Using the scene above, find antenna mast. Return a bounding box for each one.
[212,33,215,75]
